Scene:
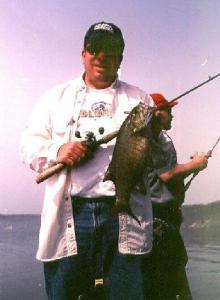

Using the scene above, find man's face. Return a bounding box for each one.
[82,48,122,89]
[158,107,173,130]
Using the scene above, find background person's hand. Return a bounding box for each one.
[191,152,208,171]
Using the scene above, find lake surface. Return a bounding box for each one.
[0,215,219,300]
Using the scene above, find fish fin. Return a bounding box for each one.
[112,203,141,226]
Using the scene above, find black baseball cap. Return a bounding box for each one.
[84,21,125,55]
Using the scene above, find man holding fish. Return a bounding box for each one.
[21,22,155,300]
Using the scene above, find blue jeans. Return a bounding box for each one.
[44,198,145,300]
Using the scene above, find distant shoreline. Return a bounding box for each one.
[1,200,220,216]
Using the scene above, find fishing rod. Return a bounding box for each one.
[169,73,220,104]
[185,137,220,191]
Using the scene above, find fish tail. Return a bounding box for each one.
[112,203,141,226]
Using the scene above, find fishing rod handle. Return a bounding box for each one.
[35,163,65,184]
[185,150,211,191]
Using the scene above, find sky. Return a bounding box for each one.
[0,0,220,214]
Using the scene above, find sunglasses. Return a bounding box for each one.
[85,37,122,56]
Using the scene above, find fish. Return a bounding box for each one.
[103,102,154,224]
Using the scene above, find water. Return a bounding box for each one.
[187,243,220,300]
[0,215,46,300]
[0,215,220,300]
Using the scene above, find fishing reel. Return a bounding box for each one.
[75,127,105,151]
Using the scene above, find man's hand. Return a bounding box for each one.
[159,152,208,184]
[57,141,92,166]
[191,152,208,171]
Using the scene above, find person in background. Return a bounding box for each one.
[143,93,208,300]
[21,21,153,300]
